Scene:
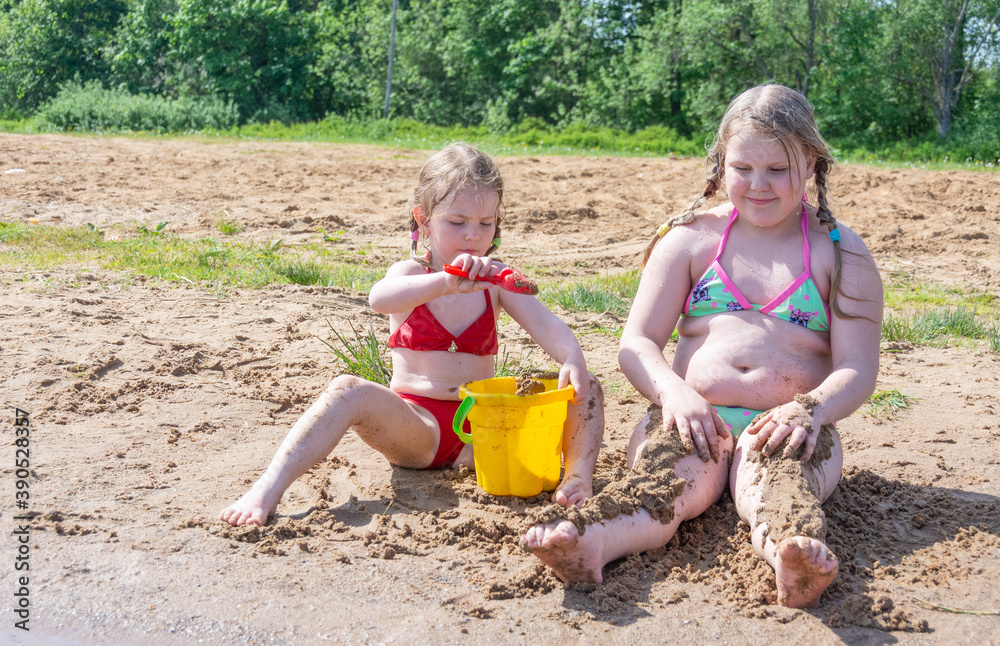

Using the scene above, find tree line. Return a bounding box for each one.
[2,0,999,148]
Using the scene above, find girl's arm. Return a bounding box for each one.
[618,225,730,463]
[499,291,591,404]
[369,258,490,315]
[748,226,884,461]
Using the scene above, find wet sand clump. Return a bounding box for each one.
[515,376,545,396]
[527,405,689,533]
[514,371,558,395]
[507,268,540,295]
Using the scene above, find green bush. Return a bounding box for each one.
[629,125,706,156]
[831,130,1000,167]
[35,80,238,133]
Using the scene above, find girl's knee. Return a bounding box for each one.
[328,374,356,392]
[587,374,604,398]
[325,375,376,403]
[674,455,730,518]
[569,374,605,412]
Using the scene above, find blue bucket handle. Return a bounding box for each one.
[452,395,476,445]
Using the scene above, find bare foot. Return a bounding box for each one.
[552,473,593,508]
[773,536,838,608]
[219,477,281,527]
[520,519,604,583]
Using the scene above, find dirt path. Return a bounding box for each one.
[2,133,999,645]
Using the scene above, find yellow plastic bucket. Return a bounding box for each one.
[452,377,573,497]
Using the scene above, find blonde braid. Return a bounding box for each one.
[811,157,847,320]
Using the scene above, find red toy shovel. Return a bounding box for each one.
[443,264,539,295]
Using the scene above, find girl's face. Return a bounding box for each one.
[724,130,815,230]
[420,186,498,266]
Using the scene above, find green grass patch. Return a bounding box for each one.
[831,133,1000,170]
[321,321,393,386]
[317,227,345,243]
[863,389,918,419]
[540,271,640,317]
[219,115,706,159]
[494,344,551,377]
[884,271,998,313]
[882,306,999,350]
[0,222,384,293]
[882,273,1000,353]
[215,211,246,235]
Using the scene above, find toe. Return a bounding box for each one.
[521,527,542,549]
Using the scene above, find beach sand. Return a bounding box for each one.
[2,133,999,644]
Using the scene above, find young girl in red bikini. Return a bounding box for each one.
[522,85,883,609]
[221,143,605,527]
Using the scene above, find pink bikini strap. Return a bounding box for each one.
[713,207,740,263]
[799,204,811,275]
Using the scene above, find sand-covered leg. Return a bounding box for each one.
[731,423,844,608]
[220,376,438,526]
[553,375,605,508]
[524,406,732,583]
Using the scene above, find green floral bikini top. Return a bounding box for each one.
[682,206,831,331]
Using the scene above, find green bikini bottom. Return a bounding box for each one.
[713,405,764,438]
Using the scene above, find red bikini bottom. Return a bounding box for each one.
[397,393,469,469]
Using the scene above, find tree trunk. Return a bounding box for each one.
[802,0,818,98]
[383,0,398,119]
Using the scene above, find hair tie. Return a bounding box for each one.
[410,230,420,242]
[491,237,501,248]
[829,229,841,243]
[656,222,671,238]
[802,191,809,203]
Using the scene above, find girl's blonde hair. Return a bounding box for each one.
[644,84,858,320]
[409,143,505,266]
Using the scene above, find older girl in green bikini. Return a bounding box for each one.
[522,84,883,609]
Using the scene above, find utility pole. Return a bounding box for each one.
[383,0,398,119]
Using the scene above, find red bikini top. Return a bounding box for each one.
[387,290,499,356]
